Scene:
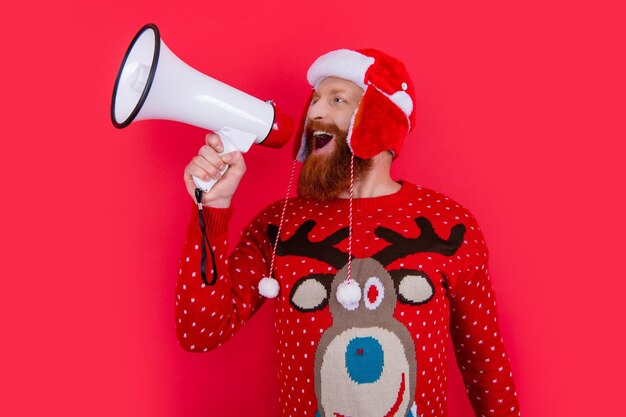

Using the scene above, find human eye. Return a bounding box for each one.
[333,96,347,104]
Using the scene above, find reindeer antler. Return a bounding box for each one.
[268,220,350,270]
[372,217,466,266]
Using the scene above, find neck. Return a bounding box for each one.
[337,152,400,199]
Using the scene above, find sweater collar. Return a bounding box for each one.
[304,180,415,211]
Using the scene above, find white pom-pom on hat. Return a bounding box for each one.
[259,277,280,298]
[336,279,361,310]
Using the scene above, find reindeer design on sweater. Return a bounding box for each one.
[269,217,465,417]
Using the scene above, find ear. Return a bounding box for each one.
[290,274,334,313]
[389,269,435,305]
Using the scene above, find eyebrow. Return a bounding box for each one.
[313,88,360,101]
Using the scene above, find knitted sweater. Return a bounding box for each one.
[175,180,520,417]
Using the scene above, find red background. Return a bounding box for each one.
[1,1,625,416]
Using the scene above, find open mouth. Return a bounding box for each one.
[312,130,335,150]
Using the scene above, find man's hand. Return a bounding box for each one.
[184,133,246,208]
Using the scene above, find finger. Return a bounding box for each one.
[190,155,223,180]
[184,162,213,182]
[221,151,246,174]
[198,145,226,171]
[205,133,224,153]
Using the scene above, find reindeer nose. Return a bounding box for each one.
[345,337,384,384]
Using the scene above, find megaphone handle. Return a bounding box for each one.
[192,130,241,192]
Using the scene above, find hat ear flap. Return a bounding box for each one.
[293,93,313,161]
[349,87,409,160]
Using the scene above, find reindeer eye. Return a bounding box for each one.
[363,277,385,310]
[290,276,330,312]
[398,273,435,305]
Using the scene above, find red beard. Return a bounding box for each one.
[297,121,372,201]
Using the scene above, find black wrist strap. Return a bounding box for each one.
[194,188,218,286]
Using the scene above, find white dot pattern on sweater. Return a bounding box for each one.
[175,182,520,417]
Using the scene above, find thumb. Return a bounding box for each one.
[220,151,245,174]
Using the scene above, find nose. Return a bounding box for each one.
[345,336,384,384]
[307,98,329,121]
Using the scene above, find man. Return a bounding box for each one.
[176,49,520,417]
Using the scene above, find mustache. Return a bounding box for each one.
[305,120,344,138]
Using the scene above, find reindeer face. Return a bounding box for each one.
[317,259,418,417]
[268,216,465,417]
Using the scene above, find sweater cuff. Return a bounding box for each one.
[189,201,234,236]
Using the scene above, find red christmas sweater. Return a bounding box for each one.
[176,180,520,417]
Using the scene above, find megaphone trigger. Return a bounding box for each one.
[191,127,257,192]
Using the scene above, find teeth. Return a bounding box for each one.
[313,130,334,137]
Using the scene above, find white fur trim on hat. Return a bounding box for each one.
[368,84,413,132]
[369,84,413,118]
[295,131,308,162]
[307,49,375,90]
[388,91,414,117]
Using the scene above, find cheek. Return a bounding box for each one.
[336,108,356,132]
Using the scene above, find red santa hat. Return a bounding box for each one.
[293,48,416,161]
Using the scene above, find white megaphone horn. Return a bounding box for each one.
[111,23,294,192]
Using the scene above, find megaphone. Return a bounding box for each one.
[111,23,294,192]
